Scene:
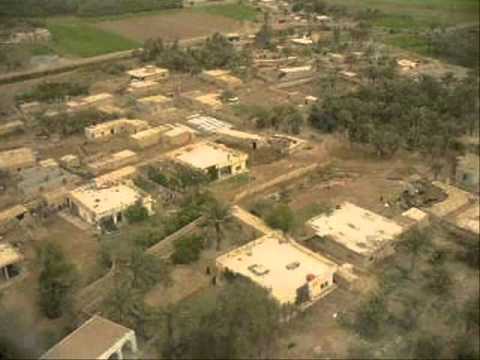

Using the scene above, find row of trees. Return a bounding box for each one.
[0,0,182,17]
[309,70,479,158]
[140,34,252,74]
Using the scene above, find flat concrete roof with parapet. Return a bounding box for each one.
[70,184,143,217]
[168,142,247,170]
[216,128,264,141]
[187,115,232,133]
[67,93,113,109]
[307,202,404,256]
[427,181,473,218]
[0,243,23,269]
[94,166,137,187]
[127,66,169,79]
[41,315,134,359]
[0,147,35,171]
[137,94,171,105]
[279,65,312,73]
[216,234,337,304]
[454,204,479,235]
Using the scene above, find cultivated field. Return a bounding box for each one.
[95,9,250,43]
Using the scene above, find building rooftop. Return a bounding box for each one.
[202,69,243,87]
[85,119,149,133]
[279,65,312,73]
[0,243,23,269]
[216,234,337,304]
[458,153,479,172]
[307,202,404,256]
[41,315,134,359]
[127,79,160,90]
[194,92,223,108]
[216,128,264,141]
[291,37,313,45]
[187,115,232,133]
[67,93,113,109]
[130,125,169,141]
[168,142,247,170]
[70,184,142,216]
[137,94,171,104]
[0,205,27,226]
[127,66,169,79]
[454,204,480,235]
[0,147,35,170]
[94,166,137,187]
[402,207,428,222]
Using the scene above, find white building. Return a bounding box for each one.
[216,234,338,305]
[67,184,153,227]
[41,315,138,359]
[307,202,404,265]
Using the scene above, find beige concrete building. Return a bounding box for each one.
[307,202,404,266]
[0,120,23,137]
[168,142,248,180]
[0,243,24,284]
[183,91,223,109]
[41,315,138,360]
[126,79,163,97]
[60,154,81,169]
[0,205,28,229]
[87,150,138,175]
[163,124,196,147]
[94,166,137,187]
[278,65,313,81]
[68,183,153,227]
[201,69,243,89]
[85,119,149,141]
[67,93,113,111]
[0,147,35,173]
[216,234,338,305]
[130,125,170,149]
[127,65,169,81]
[136,95,173,113]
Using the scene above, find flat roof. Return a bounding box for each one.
[88,150,137,171]
[216,128,264,141]
[454,204,480,235]
[0,205,28,224]
[194,93,223,108]
[85,119,148,133]
[308,202,404,256]
[0,243,23,268]
[127,79,160,90]
[168,142,247,170]
[279,65,312,73]
[187,115,232,133]
[127,66,168,78]
[0,147,35,168]
[402,207,428,222]
[67,93,112,108]
[131,125,169,140]
[70,184,142,216]
[216,234,337,304]
[138,94,171,104]
[41,315,133,359]
[94,166,137,187]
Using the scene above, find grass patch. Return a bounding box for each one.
[193,3,259,22]
[47,21,140,57]
[386,34,431,55]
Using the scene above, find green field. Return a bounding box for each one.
[193,3,259,22]
[45,20,141,57]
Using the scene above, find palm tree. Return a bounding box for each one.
[205,199,231,251]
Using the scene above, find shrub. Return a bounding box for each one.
[16,82,89,104]
[265,203,296,233]
[125,203,149,223]
[171,235,204,264]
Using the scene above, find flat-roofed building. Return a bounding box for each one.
[0,120,23,137]
[168,141,248,180]
[278,65,313,81]
[126,79,163,97]
[290,37,313,46]
[94,166,137,187]
[187,114,232,133]
[67,93,113,112]
[216,128,265,149]
[0,147,35,174]
[307,202,404,266]
[127,66,169,81]
[183,91,223,109]
[41,315,138,360]
[130,125,170,149]
[0,205,28,229]
[87,150,138,175]
[60,154,80,168]
[85,119,149,141]
[201,69,243,89]
[163,124,196,147]
[0,243,24,284]
[216,234,338,305]
[453,203,480,236]
[68,183,153,227]
[136,95,173,113]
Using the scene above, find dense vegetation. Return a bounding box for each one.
[139,33,252,74]
[309,69,479,158]
[16,81,89,104]
[0,0,182,17]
